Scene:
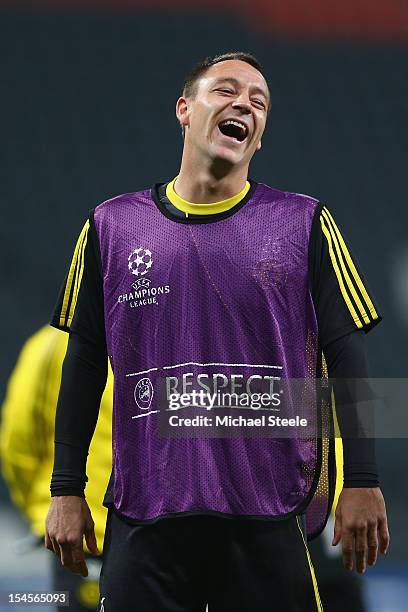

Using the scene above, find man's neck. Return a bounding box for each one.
[176,154,249,204]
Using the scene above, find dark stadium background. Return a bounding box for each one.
[0,1,407,610]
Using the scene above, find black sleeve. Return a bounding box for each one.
[50,210,105,346]
[50,331,108,497]
[310,203,382,349]
[50,210,108,497]
[324,330,379,488]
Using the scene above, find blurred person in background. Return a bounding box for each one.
[45,51,389,611]
[0,325,113,611]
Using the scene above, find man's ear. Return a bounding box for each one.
[256,139,262,151]
[176,97,190,130]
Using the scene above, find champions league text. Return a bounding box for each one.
[118,283,170,308]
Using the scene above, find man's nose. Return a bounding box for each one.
[231,97,251,113]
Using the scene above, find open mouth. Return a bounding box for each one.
[218,119,248,143]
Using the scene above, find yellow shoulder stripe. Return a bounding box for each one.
[320,207,378,327]
[59,220,90,328]
[296,516,324,611]
[322,207,378,317]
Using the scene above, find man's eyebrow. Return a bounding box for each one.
[212,77,269,99]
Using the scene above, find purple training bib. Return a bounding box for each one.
[94,182,334,538]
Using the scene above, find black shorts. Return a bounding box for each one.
[99,509,323,612]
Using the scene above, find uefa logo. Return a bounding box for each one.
[128,248,153,277]
[134,377,154,410]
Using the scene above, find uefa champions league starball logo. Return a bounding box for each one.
[119,246,169,310]
[128,248,153,277]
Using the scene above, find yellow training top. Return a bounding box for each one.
[0,325,113,550]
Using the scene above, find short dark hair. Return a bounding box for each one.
[181,51,269,103]
[179,52,271,138]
